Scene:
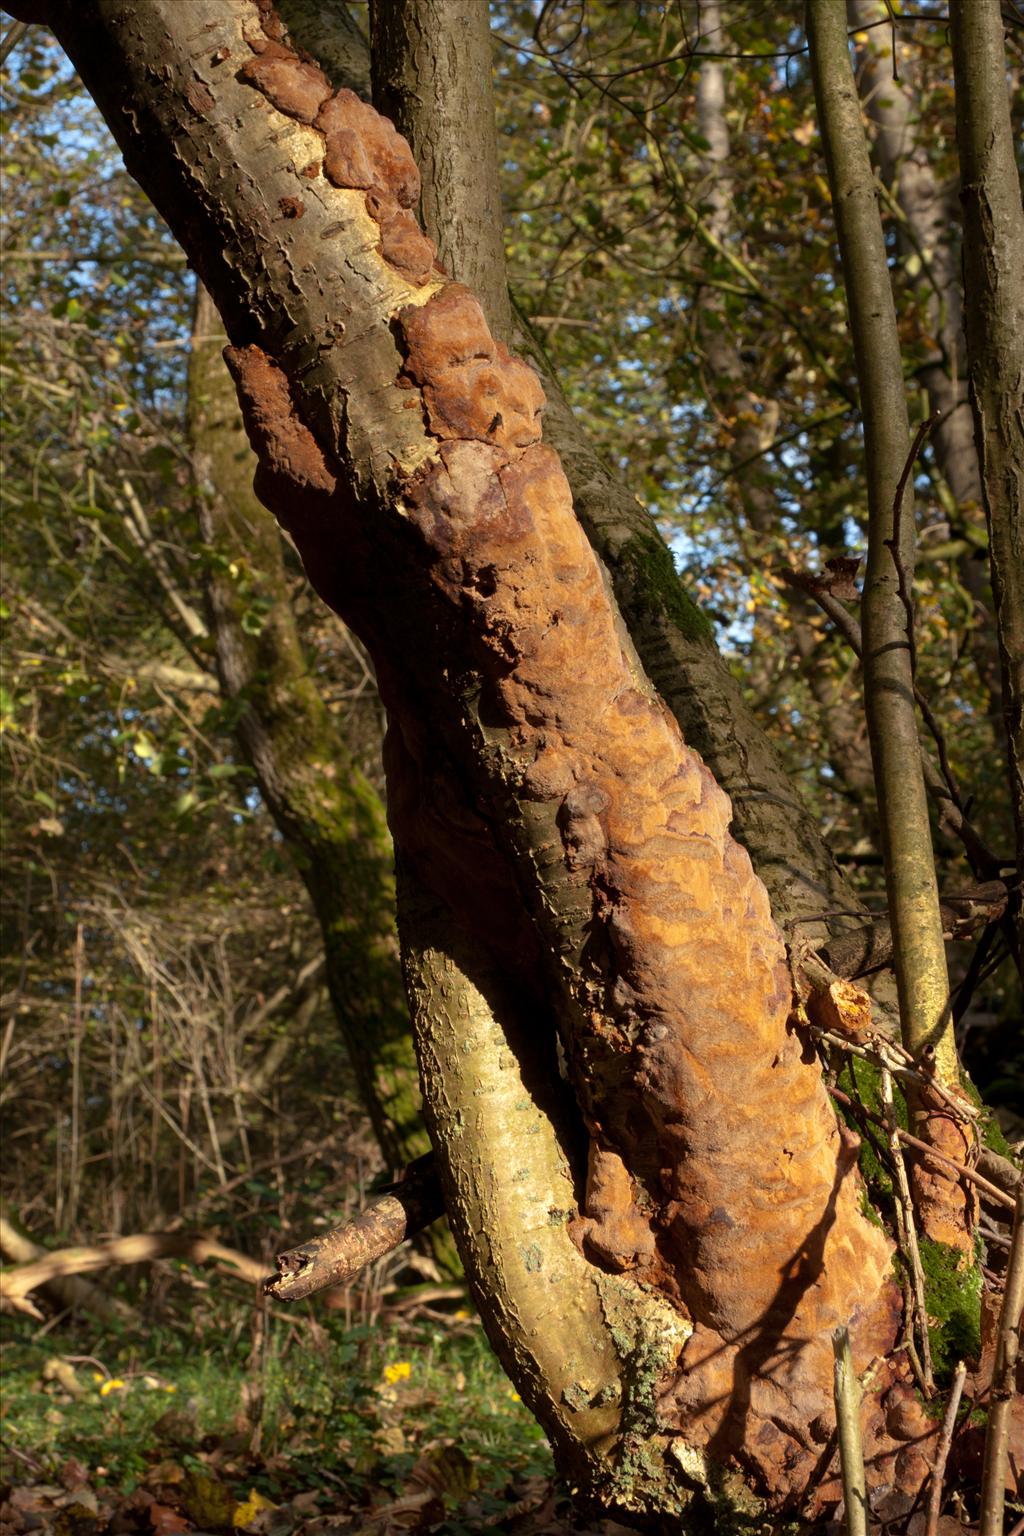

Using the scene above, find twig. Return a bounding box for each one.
[884,410,939,679]
[828,1086,1014,1209]
[882,1067,934,1393]
[925,1359,966,1536]
[896,1128,1015,1211]
[0,1231,267,1304]
[264,1154,444,1302]
[0,1435,45,1474]
[833,1326,868,1536]
[0,19,28,67]
[806,1016,981,1125]
[980,1180,1024,1536]
[952,921,1000,1025]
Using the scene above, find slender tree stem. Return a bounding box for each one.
[806,0,954,1085]
[949,0,1024,972]
[979,1181,1024,1536]
[924,1359,966,1536]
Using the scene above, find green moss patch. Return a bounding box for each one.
[619,531,715,645]
[918,1236,982,1379]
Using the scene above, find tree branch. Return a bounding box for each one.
[264,1155,444,1300]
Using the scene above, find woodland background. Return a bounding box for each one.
[0,1,1022,1531]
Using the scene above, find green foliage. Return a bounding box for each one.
[0,1310,551,1510]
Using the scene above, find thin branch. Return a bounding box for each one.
[828,1086,1012,1208]
[925,1358,966,1536]
[882,1067,934,1393]
[883,410,940,680]
[0,1231,267,1305]
[896,1129,1014,1209]
[0,19,28,66]
[265,1155,444,1301]
[979,1179,1024,1536]
[833,1326,868,1536]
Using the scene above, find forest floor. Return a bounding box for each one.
[0,1299,632,1535]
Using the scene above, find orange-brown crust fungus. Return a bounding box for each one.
[398,285,496,381]
[238,39,331,123]
[317,89,421,208]
[377,206,437,288]
[398,288,545,447]
[222,344,337,521]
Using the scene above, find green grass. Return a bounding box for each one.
[0,1296,553,1522]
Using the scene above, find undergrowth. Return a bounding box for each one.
[0,1289,552,1527]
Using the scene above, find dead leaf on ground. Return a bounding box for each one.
[147,1504,192,1535]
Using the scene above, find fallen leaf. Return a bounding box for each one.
[232,1489,277,1529]
[147,1504,192,1535]
[59,1460,90,1493]
[181,1469,233,1529]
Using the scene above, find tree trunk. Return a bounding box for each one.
[279,0,877,953]
[807,0,973,1257]
[848,0,1004,715]
[369,0,511,343]
[10,0,935,1519]
[950,0,1024,971]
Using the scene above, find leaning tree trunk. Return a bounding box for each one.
[287,0,873,954]
[950,0,1024,973]
[12,0,936,1521]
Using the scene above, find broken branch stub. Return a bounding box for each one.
[265,1156,445,1302]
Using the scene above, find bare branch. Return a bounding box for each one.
[979,1179,1024,1536]
[925,1359,966,1536]
[265,1155,444,1301]
[0,1231,267,1305]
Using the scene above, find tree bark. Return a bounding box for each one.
[275,0,870,952]
[949,0,1024,971]
[807,0,972,1256]
[13,0,925,1517]
[369,0,511,342]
